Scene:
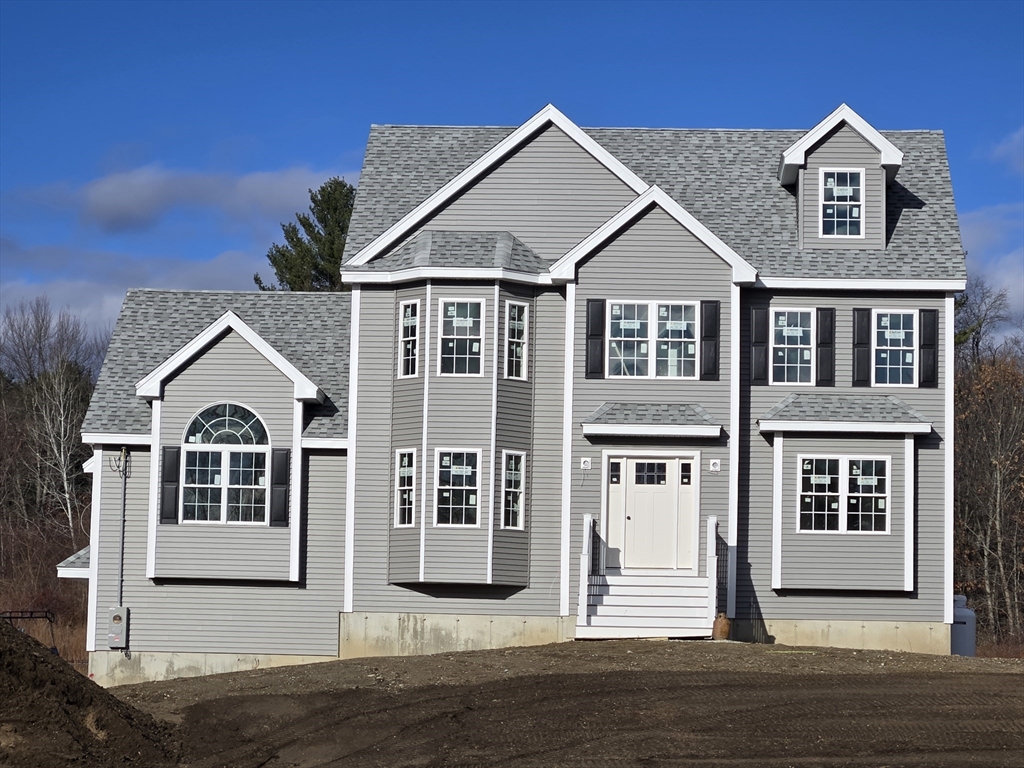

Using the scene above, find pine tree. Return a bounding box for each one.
[254,177,356,291]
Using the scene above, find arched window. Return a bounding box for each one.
[182,403,270,524]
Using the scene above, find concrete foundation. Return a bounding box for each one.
[88,650,337,687]
[731,618,951,655]
[339,612,577,659]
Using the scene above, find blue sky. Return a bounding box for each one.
[1,0,1022,329]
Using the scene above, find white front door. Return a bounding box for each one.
[614,457,698,570]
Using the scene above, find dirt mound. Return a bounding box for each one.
[0,620,176,768]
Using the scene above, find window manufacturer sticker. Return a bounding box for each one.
[665,320,685,331]
[399,467,414,477]
[453,317,473,327]
[833,186,853,196]
[611,305,622,317]
[403,316,417,327]
[451,466,472,476]
[447,306,456,316]
[810,475,830,485]
[468,494,477,505]
[783,327,804,337]
[885,330,905,340]
[619,320,640,330]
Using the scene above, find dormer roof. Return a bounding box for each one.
[777,103,905,186]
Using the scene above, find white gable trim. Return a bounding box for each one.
[778,104,904,185]
[81,432,153,446]
[135,311,323,402]
[342,267,554,286]
[346,104,649,267]
[757,277,966,292]
[581,423,722,438]
[548,186,758,285]
[758,419,932,434]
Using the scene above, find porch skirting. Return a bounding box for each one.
[731,618,951,655]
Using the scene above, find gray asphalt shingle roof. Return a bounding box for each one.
[57,546,90,570]
[351,230,548,273]
[345,125,964,281]
[584,402,720,427]
[83,290,350,438]
[760,393,929,424]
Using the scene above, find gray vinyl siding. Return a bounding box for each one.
[425,124,637,260]
[389,285,425,583]
[740,290,947,622]
[155,329,294,580]
[780,435,905,590]
[492,286,535,586]
[93,449,345,655]
[569,206,735,614]
[801,123,885,249]
[351,283,564,613]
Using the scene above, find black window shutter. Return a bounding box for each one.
[751,307,768,385]
[270,448,291,527]
[816,308,835,387]
[852,308,872,386]
[700,300,720,381]
[585,299,605,379]
[159,446,179,524]
[919,309,938,388]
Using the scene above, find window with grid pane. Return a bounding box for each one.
[798,456,891,534]
[847,459,888,532]
[505,302,528,380]
[181,403,269,525]
[608,302,649,376]
[799,458,840,531]
[656,303,697,378]
[635,462,667,485]
[436,451,478,525]
[440,301,483,375]
[771,310,813,384]
[874,311,916,386]
[502,451,525,529]
[399,301,419,378]
[821,169,863,237]
[395,451,415,527]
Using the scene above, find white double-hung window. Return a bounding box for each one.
[439,300,484,376]
[501,450,526,529]
[771,309,814,384]
[435,450,479,526]
[821,169,864,237]
[797,455,890,534]
[505,301,528,380]
[398,300,419,378]
[873,310,917,386]
[181,403,270,524]
[608,301,697,378]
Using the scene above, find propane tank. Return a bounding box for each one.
[951,595,976,657]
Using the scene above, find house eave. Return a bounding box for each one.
[757,419,932,434]
[582,423,723,438]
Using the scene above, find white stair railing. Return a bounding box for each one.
[706,516,719,627]
[577,514,594,627]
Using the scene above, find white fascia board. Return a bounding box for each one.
[549,186,758,285]
[80,432,153,446]
[57,567,90,580]
[341,267,554,286]
[778,103,905,185]
[757,277,966,292]
[135,310,323,403]
[82,454,98,474]
[581,423,722,438]
[347,104,649,268]
[300,437,349,450]
[757,419,932,434]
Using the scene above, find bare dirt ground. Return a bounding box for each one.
[4,623,1023,768]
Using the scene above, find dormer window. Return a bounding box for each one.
[821,169,864,238]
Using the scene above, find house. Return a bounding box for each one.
[63,104,965,686]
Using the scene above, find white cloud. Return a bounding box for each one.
[991,126,1024,175]
[960,203,1024,322]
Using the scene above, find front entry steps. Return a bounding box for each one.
[575,570,714,640]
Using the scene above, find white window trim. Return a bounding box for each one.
[500,450,526,531]
[818,167,866,240]
[769,307,816,386]
[178,402,272,526]
[871,308,919,389]
[794,454,892,535]
[605,299,700,380]
[394,449,416,528]
[433,447,483,528]
[437,298,486,378]
[397,299,420,379]
[504,300,529,381]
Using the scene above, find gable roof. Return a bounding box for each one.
[777,103,905,185]
[345,123,964,283]
[549,186,757,284]
[136,310,323,402]
[83,290,350,440]
[346,104,649,267]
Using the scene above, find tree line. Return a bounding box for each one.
[1,178,1021,649]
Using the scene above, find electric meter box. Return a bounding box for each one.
[107,606,129,649]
